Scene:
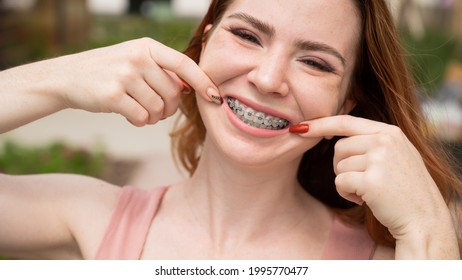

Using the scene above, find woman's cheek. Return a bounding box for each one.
[294,85,343,121]
[200,35,255,86]
[199,37,235,85]
[199,53,225,86]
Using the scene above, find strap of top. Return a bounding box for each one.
[95,186,168,260]
[321,215,377,260]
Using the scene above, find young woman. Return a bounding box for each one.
[0,0,461,259]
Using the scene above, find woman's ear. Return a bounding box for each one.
[203,24,213,34]
[338,97,357,115]
[202,24,213,42]
[201,24,214,56]
[339,82,360,115]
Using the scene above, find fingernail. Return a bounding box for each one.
[207,87,223,105]
[180,79,192,94]
[289,124,309,134]
[353,198,365,206]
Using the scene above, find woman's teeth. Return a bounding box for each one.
[227,97,289,130]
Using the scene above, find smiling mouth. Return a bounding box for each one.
[226,97,290,130]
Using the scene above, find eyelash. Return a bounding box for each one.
[229,27,335,73]
[230,28,261,45]
[300,59,335,73]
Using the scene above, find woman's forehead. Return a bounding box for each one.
[220,0,361,65]
[222,0,360,30]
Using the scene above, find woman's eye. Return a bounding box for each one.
[301,59,335,73]
[230,28,261,45]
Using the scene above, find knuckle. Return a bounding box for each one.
[132,110,149,126]
[376,133,394,147]
[126,53,145,70]
[168,106,179,116]
[335,160,345,174]
[115,62,139,84]
[159,85,181,109]
[367,151,385,166]
[172,82,183,96]
[335,173,346,187]
[125,43,150,65]
[104,86,125,104]
[340,157,351,170]
[120,71,137,85]
[334,139,345,153]
[150,99,165,115]
[129,37,153,53]
[387,125,403,137]
[171,54,192,71]
[138,37,154,45]
[163,85,182,102]
[364,169,381,186]
[337,116,351,134]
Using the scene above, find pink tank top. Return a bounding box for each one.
[95,186,376,259]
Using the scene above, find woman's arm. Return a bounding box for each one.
[0,58,67,133]
[0,38,220,133]
[0,38,221,258]
[0,173,120,259]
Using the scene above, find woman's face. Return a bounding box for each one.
[197,0,361,167]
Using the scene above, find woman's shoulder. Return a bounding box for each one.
[0,172,122,210]
[69,182,169,259]
[43,174,124,258]
[0,173,123,259]
[31,173,123,212]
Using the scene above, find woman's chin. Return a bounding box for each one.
[204,132,315,171]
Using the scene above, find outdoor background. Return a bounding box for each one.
[0,0,461,188]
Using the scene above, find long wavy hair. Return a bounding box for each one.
[171,0,462,252]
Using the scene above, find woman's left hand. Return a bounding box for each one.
[292,115,459,259]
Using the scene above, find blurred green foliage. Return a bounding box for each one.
[1,13,199,69]
[0,141,106,177]
[86,16,199,52]
[401,29,461,93]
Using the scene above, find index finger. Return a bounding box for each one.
[295,115,389,138]
[148,40,222,104]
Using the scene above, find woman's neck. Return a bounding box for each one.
[178,138,322,256]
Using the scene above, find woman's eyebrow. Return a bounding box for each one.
[228,12,275,38]
[227,12,346,67]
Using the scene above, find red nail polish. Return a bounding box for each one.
[289,124,309,134]
[180,79,192,94]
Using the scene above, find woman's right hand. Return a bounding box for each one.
[54,38,220,126]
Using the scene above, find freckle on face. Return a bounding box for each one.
[195,0,362,166]
[202,1,359,123]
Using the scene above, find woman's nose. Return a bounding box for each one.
[247,51,289,97]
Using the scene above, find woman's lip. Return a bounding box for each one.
[223,99,289,138]
[224,94,295,125]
